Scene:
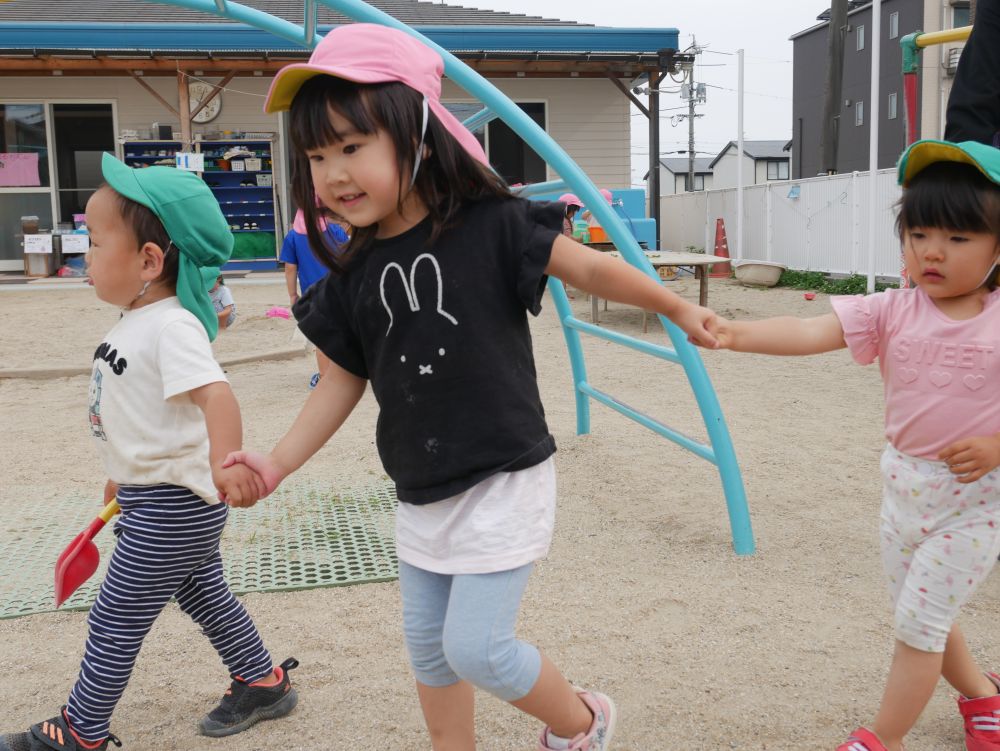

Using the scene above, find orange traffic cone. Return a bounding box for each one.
[710,218,732,278]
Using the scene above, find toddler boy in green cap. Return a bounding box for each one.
[0,154,299,750]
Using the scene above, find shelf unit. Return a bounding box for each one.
[120,137,281,270]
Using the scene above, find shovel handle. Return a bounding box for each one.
[99,500,120,524]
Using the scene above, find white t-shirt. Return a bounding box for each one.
[88,297,226,502]
[394,457,556,574]
[210,284,235,313]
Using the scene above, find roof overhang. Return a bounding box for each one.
[0,22,680,77]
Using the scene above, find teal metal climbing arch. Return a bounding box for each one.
[143,0,755,555]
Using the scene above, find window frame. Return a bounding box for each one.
[765,160,789,181]
[857,24,866,51]
[855,100,865,127]
[0,98,118,272]
[889,11,899,39]
[887,92,898,120]
[442,98,549,186]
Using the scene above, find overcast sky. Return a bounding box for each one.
[445,0,830,185]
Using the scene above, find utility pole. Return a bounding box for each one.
[679,39,705,192]
[821,0,849,174]
[688,46,696,192]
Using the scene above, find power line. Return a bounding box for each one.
[703,83,791,101]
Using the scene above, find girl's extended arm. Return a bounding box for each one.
[188,381,266,505]
[216,305,233,330]
[223,359,366,507]
[546,234,718,347]
[713,312,847,355]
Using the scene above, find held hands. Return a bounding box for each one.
[219,450,287,507]
[939,436,1000,484]
[673,302,719,349]
[699,314,738,350]
[213,462,268,507]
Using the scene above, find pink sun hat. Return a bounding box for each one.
[599,188,614,204]
[264,23,489,166]
[291,208,328,234]
[557,193,584,208]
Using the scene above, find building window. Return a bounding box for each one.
[887,92,898,120]
[857,24,865,51]
[889,11,899,39]
[766,160,789,180]
[684,173,705,191]
[954,6,971,27]
[443,101,547,185]
[487,102,547,185]
[856,100,865,126]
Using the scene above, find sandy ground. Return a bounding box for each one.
[1,276,998,751]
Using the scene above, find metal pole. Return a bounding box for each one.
[687,52,696,193]
[650,74,661,248]
[736,49,744,261]
[867,0,882,293]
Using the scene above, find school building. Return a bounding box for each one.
[0,0,685,272]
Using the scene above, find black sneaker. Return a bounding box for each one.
[198,657,299,737]
[0,708,121,751]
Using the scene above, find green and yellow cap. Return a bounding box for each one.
[897,139,1000,188]
[101,153,232,340]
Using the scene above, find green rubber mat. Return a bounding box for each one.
[0,481,398,620]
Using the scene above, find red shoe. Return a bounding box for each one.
[959,674,1000,750]
[837,728,889,751]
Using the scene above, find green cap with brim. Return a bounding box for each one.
[100,153,232,341]
[897,139,1000,188]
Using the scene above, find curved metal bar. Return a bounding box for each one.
[141,0,754,555]
[461,106,500,132]
[511,180,569,198]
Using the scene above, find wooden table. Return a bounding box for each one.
[589,249,730,324]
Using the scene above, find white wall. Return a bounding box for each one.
[659,168,903,279]
[711,148,756,189]
[442,77,630,190]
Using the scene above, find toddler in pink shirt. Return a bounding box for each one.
[706,139,1000,751]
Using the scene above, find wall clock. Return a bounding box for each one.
[189,81,222,123]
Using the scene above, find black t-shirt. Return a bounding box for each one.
[294,196,562,504]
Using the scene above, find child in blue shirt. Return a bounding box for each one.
[280,210,349,387]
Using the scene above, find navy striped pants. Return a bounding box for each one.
[65,485,273,742]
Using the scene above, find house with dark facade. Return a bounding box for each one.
[790,0,969,177]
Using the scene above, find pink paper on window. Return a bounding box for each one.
[0,152,41,187]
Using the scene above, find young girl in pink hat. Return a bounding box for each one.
[225,22,718,751]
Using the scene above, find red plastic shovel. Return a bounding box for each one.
[54,500,120,607]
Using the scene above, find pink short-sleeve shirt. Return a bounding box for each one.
[831,287,1000,459]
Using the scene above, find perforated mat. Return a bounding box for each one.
[0,481,398,620]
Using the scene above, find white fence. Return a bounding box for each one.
[659,168,904,280]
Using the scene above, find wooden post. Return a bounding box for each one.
[178,72,192,150]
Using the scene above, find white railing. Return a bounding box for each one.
[660,168,903,280]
